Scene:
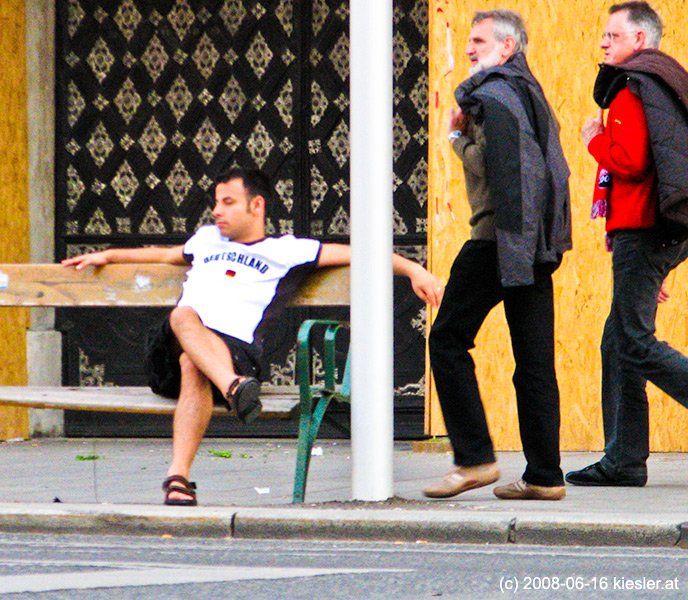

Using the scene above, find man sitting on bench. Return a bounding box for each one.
[62,167,442,506]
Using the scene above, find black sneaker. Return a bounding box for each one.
[565,462,647,487]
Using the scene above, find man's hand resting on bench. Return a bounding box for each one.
[62,246,187,270]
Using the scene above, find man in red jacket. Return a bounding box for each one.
[567,1,688,487]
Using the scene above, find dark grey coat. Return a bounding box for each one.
[455,53,572,287]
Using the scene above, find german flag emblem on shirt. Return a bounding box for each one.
[225,269,236,277]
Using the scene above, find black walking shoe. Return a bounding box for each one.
[565,462,647,487]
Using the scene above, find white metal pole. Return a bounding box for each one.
[349,0,394,501]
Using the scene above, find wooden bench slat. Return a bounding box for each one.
[0,264,350,307]
[0,386,299,417]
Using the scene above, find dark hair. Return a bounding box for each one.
[609,1,662,48]
[214,167,273,204]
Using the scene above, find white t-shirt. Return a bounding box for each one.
[177,225,321,345]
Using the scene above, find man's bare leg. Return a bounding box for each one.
[169,305,261,424]
[169,306,238,393]
[165,352,214,503]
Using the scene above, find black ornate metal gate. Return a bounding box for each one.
[55,0,429,438]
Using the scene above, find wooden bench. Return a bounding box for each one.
[0,263,351,503]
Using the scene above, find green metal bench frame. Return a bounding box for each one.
[293,319,351,503]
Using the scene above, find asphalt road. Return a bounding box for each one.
[0,533,686,599]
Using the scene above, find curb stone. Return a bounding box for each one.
[0,504,686,548]
[232,508,512,544]
[512,515,684,547]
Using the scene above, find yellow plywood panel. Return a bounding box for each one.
[428,0,688,451]
[0,1,29,439]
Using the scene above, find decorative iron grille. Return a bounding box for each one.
[55,0,429,437]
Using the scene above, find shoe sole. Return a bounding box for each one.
[423,473,500,499]
[234,379,262,424]
[164,497,198,506]
[240,397,263,424]
[565,476,646,487]
[494,488,566,500]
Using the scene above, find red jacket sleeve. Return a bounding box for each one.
[587,87,653,181]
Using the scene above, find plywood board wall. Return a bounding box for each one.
[428,0,688,451]
[0,1,29,439]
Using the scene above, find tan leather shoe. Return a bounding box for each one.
[423,463,500,498]
[493,478,566,500]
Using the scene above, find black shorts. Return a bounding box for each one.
[144,314,261,403]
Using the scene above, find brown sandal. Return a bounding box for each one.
[163,475,197,506]
[226,376,262,424]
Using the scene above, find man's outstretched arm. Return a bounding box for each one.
[317,243,443,308]
[62,246,188,270]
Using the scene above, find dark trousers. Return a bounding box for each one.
[600,230,688,478]
[428,240,563,487]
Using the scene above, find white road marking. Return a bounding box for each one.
[0,563,408,594]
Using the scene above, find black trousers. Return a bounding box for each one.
[428,240,563,487]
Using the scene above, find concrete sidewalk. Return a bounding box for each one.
[0,437,687,547]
